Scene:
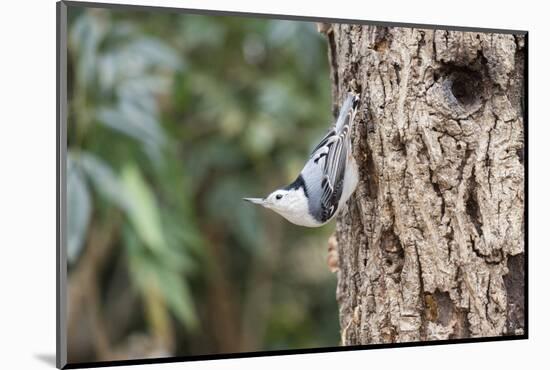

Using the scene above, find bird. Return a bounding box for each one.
[243,92,360,227]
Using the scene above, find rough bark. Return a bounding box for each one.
[324,24,525,344]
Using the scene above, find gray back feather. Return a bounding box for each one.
[301,93,359,222]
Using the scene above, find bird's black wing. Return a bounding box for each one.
[307,97,356,222]
[319,116,351,220]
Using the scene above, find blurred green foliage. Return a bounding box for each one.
[67,6,337,361]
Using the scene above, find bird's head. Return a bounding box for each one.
[243,188,293,212]
[243,186,311,226]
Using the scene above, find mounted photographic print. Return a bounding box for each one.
[57,1,528,368]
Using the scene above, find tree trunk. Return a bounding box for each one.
[324,24,525,344]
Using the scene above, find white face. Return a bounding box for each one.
[243,189,295,212]
[263,189,294,213]
[244,187,320,227]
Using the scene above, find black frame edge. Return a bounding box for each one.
[57,1,68,369]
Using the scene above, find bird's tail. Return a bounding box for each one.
[334,92,360,133]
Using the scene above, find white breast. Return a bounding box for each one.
[274,187,323,227]
[282,211,323,227]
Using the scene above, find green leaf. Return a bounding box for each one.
[125,227,197,330]
[97,53,117,92]
[117,76,171,109]
[96,104,165,148]
[95,103,165,165]
[121,164,167,252]
[125,37,182,71]
[67,155,92,263]
[178,16,226,50]
[70,11,107,87]
[79,151,130,211]
[156,268,198,330]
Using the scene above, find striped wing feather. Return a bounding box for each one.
[310,110,352,221]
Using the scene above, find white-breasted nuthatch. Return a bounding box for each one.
[244,92,360,227]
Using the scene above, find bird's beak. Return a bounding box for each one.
[243,197,266,206]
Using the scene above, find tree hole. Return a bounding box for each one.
[432,64,485,115]
[450,70,482,107]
